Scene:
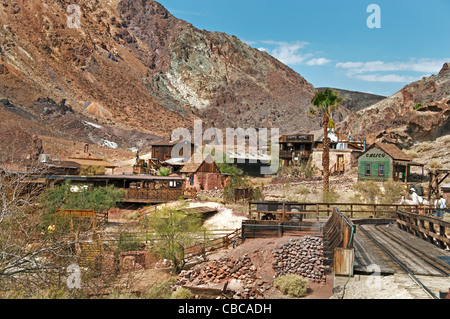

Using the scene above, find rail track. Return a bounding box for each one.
[357,224,450,299]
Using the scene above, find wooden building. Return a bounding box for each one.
[441,183,450,204]
[279,132,314,167]
[38,174,192,204]
[357,142,423,182]
[180,156,224,191]
[150,139,195,162]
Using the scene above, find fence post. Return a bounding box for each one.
[316,204,319,219]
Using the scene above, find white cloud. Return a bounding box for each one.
[336,58,449,82]
[306,58,332,66]
[257,40,330,67]
[354,74,419,83]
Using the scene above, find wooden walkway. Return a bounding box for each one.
[353,223,450,276]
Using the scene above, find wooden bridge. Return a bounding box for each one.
[246,200,450,298]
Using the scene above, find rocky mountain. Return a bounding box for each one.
[317,87,386,113]
[317,87,386,123]
[338,63,450,148]
[0,0,320,160]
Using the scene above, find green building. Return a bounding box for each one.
[357,143,423,182]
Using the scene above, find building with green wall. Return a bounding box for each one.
[357,143,422,182]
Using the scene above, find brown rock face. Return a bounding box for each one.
[0,126,43,162]
[338,63,450,148]
[0,0,320,159]
[117,0,319,132]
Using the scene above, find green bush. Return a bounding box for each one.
[158,167,171,176]
[273,274,309,298]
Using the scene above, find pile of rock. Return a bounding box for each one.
[177,254,270,299]
[272,236,326,283]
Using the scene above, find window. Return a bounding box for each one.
[365,164,371,176]
[378,164,385,177]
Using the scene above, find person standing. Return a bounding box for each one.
[439,195,447,215]
[434,195,447,218]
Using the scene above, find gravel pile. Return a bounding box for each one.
[177,254,270,299]
[272,236,326,283]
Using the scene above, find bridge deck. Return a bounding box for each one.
[353,223,450,276]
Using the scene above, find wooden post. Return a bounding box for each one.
[282,203,286,221]
[350,204,354,218]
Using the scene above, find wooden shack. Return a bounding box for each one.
[180,156,223,191]
[151,139,195,162]
[279,132,314,167]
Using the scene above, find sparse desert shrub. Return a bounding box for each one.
[429,161,443,169]
[381,180,406,204]
[274,274,309,298]
[294,185,310,196]
[321,188,340,203]
[416,142,433,153]
[352,181,383,204]
[171,287,192,299]
[431,152,441,159]
[402,149,418,159]
[145,278,177,299]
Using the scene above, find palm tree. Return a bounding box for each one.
[309,88,343,193]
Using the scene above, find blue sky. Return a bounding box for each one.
[158,0,450,96]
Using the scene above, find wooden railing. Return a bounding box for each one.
[324,207,356,251]
[396,210,450,250]
[279,150,311,159]
[102,229,242,257]
[248,201,423,221]
[323,207,356,273]
[184,228,242,258]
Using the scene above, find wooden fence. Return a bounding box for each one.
[184,228,242,257]
[248,201,424,221]
[396,210,450,250]
[102,228,242,258]
[241,220,323,240]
